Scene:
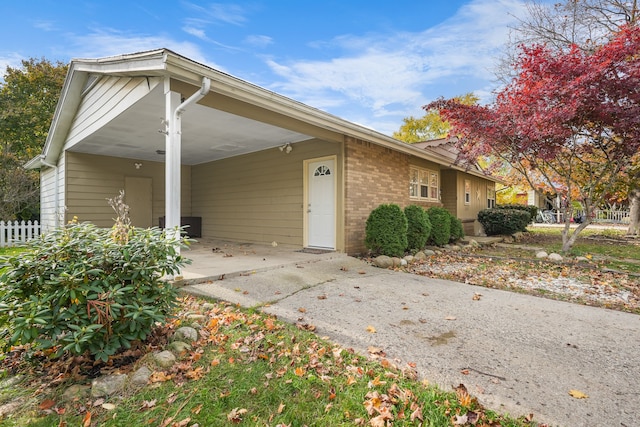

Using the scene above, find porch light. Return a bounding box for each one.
[279,143,292,154]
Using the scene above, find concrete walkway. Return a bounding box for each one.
[179,240,640,427]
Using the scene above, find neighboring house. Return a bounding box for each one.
[27,49,499,255]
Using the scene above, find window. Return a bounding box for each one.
[464,180,471,205]
[314,165,331,176]
[409,167,439,201]
[487,186,496,208]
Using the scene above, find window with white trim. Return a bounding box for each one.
[464,180,471,205]
[487,186,496,208]
[409,167,439,201]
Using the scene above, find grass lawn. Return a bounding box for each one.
[2,227,634,426]
[0,297,532,427]
[504,226,640,273]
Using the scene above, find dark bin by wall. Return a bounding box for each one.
[158,216,202,238]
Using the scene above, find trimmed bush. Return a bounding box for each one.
[478,208,530,236]
[404,205,432,251]
[365,204,408,257]
[495,204,538,224]
[0,193,189,362]
[449,213,465,242]
[426,206,451,246]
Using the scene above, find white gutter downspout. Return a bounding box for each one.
[40,157,60,229]
[164,76,211,248]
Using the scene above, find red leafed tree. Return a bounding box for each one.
[426,25,640,252]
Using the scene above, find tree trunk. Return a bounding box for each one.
[561,220,590,252]
[628,186,640,236]
[560,205,592,252]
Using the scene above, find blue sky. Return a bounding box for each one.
[1,0,531,136]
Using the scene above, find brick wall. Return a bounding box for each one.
[343,137,441,254]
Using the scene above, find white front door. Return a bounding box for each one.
[307,158,336,249]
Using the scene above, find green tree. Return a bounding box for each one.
[393,93,478,143]
[0,58,68,220]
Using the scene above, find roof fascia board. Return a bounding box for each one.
[26,62,88,168]
[163,52,465,168]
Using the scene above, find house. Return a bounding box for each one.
[412,138,499,235]
[27,49,499,255]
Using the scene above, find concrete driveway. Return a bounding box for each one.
[180,240,640,427]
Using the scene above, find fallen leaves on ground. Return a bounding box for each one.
[569,389,589,399]
[407,250,640,313]
[1,295,532,426]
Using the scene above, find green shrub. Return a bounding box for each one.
[365,204,408,257]
[477,208,530,236]
[404,205,431,251]
[495,204,538,224]
[426,206,451,246]
[0,194,189,362]
[449,213,465,241]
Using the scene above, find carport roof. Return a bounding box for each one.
[25,48,496,180]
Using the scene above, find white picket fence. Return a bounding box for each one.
[540,209,630,224]
[0,220,41,248]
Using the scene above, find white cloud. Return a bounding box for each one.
[0,52,25,75]
[245,35,273,48]
[32,20,56,32]
[63,28,225,71]
[182,2,248,27]
[264,0,527,134]
[182,26,208,41]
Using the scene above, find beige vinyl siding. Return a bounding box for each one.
[64,152,191,227]
[441,170,494,235]
[440,170,458,216]
[64,76,161,150]
[39,157,65,232]
[192,138,342,249]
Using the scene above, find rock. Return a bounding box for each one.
[62,384,91,401]
[548,253,563,262]
[400,258,408,267]
[449,245,462,252]
[374,255,393,268]
[536,251,549,259]
[0,398,25,417]
[423,249,436,256]
[391,257,403,267]
[575,256,589,262]
[153,350,177,368]
[173,326,198,342]
[186,313,207,321]
[467,239,480,248]
[0,375,24,388]
[91,374,127,397]
[168,340,192,354]
[413,252,427,261]
[403,255,414,264]
[130,366,153,387]
[202,302,216,310]
[512,232,524,242]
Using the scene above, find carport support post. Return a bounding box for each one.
[164,77,211,253]
[165,86,182,247]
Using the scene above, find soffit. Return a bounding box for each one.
[67,83,313,165]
